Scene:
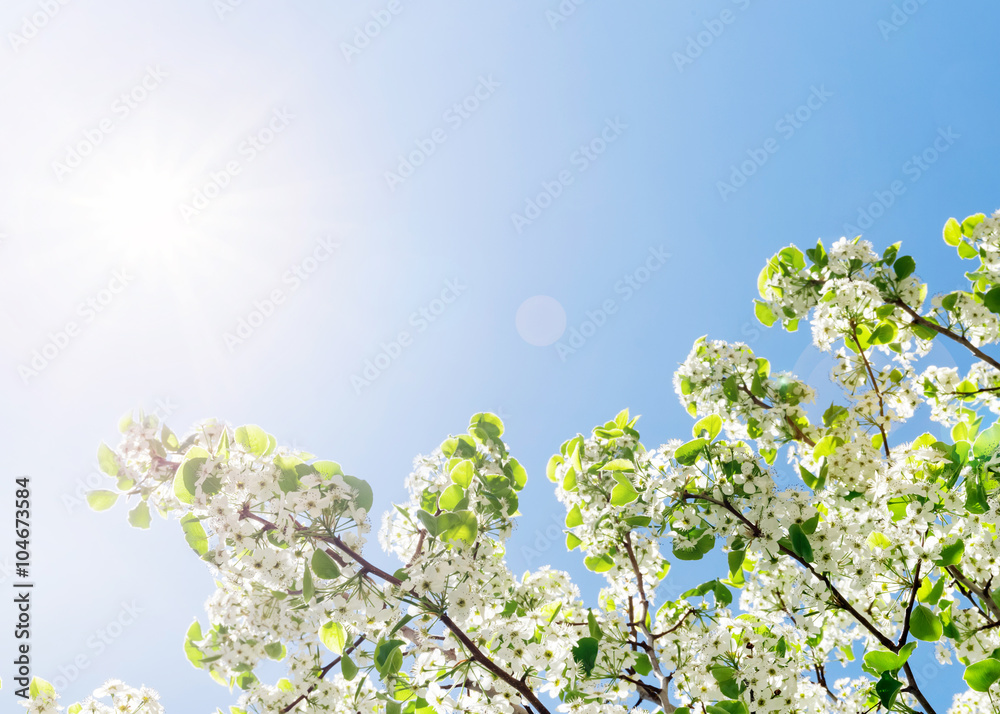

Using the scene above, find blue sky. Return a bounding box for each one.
[1,0,998,710]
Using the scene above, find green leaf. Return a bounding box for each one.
[722,375,739,402]
[86,490,119,512]
[311,549,342,580]
[965,658,1000,692]
[673,533,715,561]
[566,505,583,528]
[341,653,358,680]
[29,677,56,699]
[674,438,706,466]
[416,510,440,536]
[302,563,314,601]
[180,514,208,556]
[910,605,942,641]
[934,539,965,566]
[174,448,210,505]
[602,458,635,471]
[587,610,603,640]
[728,550,746,578]
[469,412,504,441]
[374,639,405,676]
[184,620,204,668]
[875,671,902,708]
[264,642,285,660]
[97,442,119,477]
[438,510,478,545]
[438,484,465,511]
[813,435,842,459]
[342,475,373,513]
[634,653,652,676]
[118,411,135,433]
[234,425,269,457]
[693,414,722,441]
[610,474,639,506]
[128,501,151,529]
[584,554,615,572]
[161,425,180,451]
[974,422,1000,458]
[450,460,475,487]
[864,642,916,674]
[962,213,986,237]
[566,531,582,550]
[755,300,777,327]
[985,288,1000,315]
[312,460,344,480]
[711,665,735,682]
[546,454,564,483]
[319,621,347,654]
[893,255,916,280]
[788,523,814,562]
[944,217,962,246]
[571,637,599,677]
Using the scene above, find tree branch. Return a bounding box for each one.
[890,299,1000,374]
[239,509,551,713]
[848,320,891,460]
[623,532,677,713]
[683,492,898,652]
[279,635,365,713]
[897,561,922,649]
[903,661,938,714]
[737,383,816,447]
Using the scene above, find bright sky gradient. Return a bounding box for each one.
[1,0,999,710]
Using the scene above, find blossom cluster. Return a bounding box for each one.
[20,212,1000,714]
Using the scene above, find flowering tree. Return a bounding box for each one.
[23,210,1000,714]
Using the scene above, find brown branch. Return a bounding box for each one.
[947,385,1000,397]
[623,532,677,712]
[813,663,838,702]
[279,635,365,713]
[947,566,1000,622]
[438,612,551,714]
[737,383,816,447]
[890,299,1000,374]
[848,321,891,460]
[239,509,551,713]
[684,491,897,652]
[897,561,922,649]
[903,661,938,714]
